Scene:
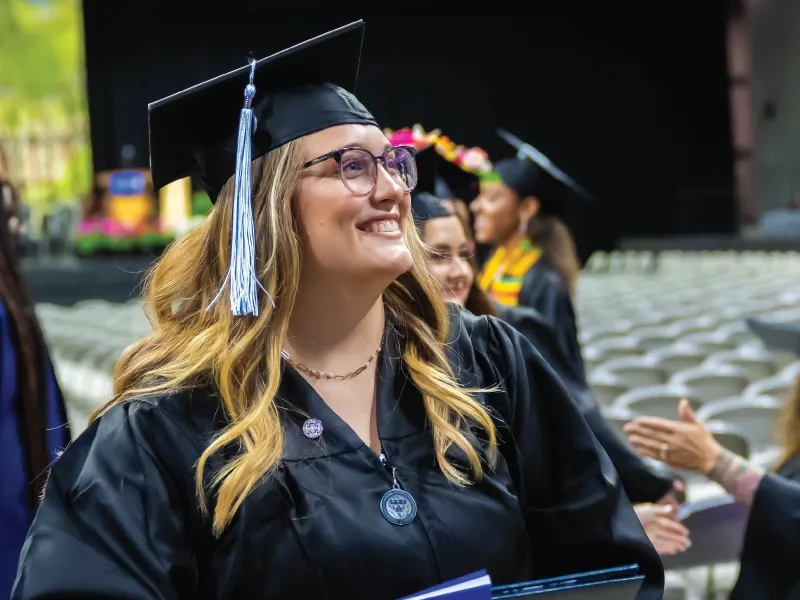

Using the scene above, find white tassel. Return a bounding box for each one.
[227,103,260,316]
[207,60,272,317]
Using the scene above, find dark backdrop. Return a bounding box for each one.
[82,0,734,256]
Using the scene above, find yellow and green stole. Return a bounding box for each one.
[478,239,542,307]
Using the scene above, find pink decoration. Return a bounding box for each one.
[387,128,415,147]
[77,218,101,235]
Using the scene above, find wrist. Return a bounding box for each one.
[702,442,723,476]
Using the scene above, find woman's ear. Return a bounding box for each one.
[517,196,540,231]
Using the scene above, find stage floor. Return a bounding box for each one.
[21,233,800,306]
[22,256,152,305]
[619,231,800,252]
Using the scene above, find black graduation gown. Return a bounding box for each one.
[730,455,800,599]
[518,262,586,380]
[12,308,663,600]
[495,305,673,504]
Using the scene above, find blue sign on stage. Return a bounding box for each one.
[108,171,146,196]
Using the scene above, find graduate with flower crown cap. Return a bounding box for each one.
[471,131,589,379]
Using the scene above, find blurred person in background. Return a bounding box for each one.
[412,183,688,555]
[0,141,70,598]
[470,143,587,379]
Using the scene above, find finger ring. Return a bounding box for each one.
[659,443,669,461]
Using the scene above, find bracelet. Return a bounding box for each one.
[706,448,764,506]
[707,448,739,483]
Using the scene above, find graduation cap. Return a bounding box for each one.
[746,317,800,354]
[435,155,480,202]
[412,146,438,198]
[413,145,479,203]
[147,21,378,316]
[494,128,592,220]
[410,192,452,226]
[410,148,453,225]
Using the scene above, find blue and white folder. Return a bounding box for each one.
[397,565,643,600]
[491,565,644,599]
[397,570,492,600]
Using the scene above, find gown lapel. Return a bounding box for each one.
[278,321,425,462]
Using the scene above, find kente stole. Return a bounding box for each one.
[477,239,542,307]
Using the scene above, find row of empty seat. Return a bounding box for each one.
[34,250,800,600]
[577,251,800,597]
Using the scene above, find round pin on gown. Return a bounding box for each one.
[380,487,418,526]
[378,459,417,526]
[302,418,323,439]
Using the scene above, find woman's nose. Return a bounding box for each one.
[372,165,405,206]
[449,257,470,278]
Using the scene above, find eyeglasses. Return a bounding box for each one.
[301,145,418,196]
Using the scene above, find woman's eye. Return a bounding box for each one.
[341,160,364,173]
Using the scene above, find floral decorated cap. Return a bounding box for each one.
[384,124,500,185]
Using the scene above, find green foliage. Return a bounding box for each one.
[75,231,176,257]
[75,231,107,256]
[191,190,213,216]
[0,0,84,102]
[0,0,92,218]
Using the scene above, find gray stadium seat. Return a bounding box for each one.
[697,396,783,453]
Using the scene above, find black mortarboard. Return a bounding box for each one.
[746,317,800,354]
[435,157,479,202]
[148,21,377,200]
[413,145,479,203]
[410,148,452,225]
[411,192,452,226]
[413,146,438,198]
[147,21,378,317]
[495,128,593,218]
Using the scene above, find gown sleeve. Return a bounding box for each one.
[731,471,800,599]
[500,307,673,504]
[471,314,664,599]
[517,263,586,380]
[12,400,199,600]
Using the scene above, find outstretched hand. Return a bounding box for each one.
[634,503,691,556]
[624,399,722,474]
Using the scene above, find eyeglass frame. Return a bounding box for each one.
[300,145,418,196]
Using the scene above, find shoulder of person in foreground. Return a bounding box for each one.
[446,305,664,598]
[493,304,673,504]
[730,468,800,600]
[518,264,584,372]
[519,262,568,312]
[12,387,221,600]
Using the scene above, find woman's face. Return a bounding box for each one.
[423,215,473,305]
[296,124,414,283]
[469,181,520,245]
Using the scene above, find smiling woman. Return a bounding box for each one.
[12,22,664,600]
[296,131,416,282]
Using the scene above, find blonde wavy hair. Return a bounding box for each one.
[777,373,800,470]
[92,139,498,535]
